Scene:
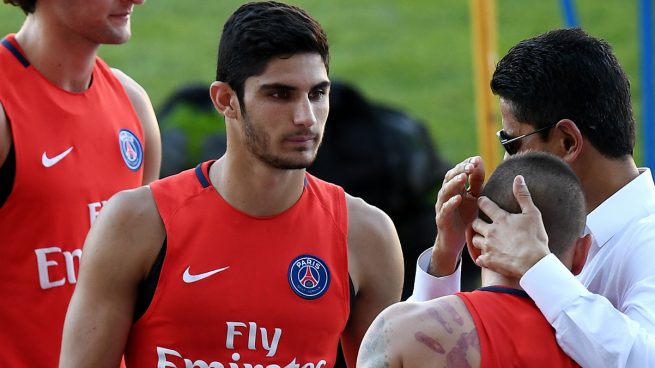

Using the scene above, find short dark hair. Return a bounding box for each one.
[216,1,329,109]
[491,28,635,158]
[480,152,586,257]
[4,0,35,14]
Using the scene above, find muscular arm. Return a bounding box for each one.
[342,194,404,367]
[357,296,480,368]
[59,187,165,367]
[112,68,162,184]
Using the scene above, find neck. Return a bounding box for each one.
[15,14,99,92]
[209,155,307,217]
[481,269,521,290]
[573,148,639,212]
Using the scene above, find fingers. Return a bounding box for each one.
[476,195,506,223]
[466,157,485,197]
[443,156,483,183]
[471,218,490,237]
[437,173,467,207]
[512,175,538,214]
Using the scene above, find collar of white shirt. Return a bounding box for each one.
[585,168,655,248]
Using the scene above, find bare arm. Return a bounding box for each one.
[0,102,11,168]
[357,296,480,368]
[342,194,404,367]
[59,187,165,367]
[112,68,162,184]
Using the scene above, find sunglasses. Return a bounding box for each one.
[496,124,556,155]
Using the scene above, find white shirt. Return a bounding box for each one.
[412,169,655,367]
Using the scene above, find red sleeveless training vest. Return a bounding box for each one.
[0,34,144,366]
[125,162,350,367]
[457,287,580,368]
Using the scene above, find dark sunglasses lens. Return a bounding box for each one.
[504,142,519,155]
[498,130,518,155]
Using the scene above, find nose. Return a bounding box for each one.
[293,97,317,127]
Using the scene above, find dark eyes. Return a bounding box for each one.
[269,88,327,101]
[309,89,327,101]
[270,90,291,99]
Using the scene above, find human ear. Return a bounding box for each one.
[553,119,584,163]
[571,234,592,275]
[209,81,239,119]
[465,225,482,263]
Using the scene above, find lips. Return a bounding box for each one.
[110,8,133,19]
[286,135,316,143]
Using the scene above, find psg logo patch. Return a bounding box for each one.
[118,129,144,171]
[288,254,330,300]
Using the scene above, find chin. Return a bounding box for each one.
[98,30,132,45]
[262,153,317,170]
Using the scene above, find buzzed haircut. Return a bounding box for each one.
[216,1,329,111]
[480,152,586,257]
[491,28,635,158]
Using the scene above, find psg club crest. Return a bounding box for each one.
[118,129,144,171]
[288,255,330,300]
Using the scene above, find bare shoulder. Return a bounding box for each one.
[359,296,480,368]
[110,67,148,101]
[345,193,400,255]
[345,193,403,291]
[110,68,161,184]
[403,296,480,368]
[101,185,158,225]
[85,185,165,278]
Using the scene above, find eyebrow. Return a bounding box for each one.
[259,81,331,92]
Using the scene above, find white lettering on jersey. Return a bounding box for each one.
[226,321,282,357]
[88,200,108,226]
[156,347,326,368]
[35,247,82,289]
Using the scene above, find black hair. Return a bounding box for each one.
[4,0,36,14]
[216,1,329,110]
[491,28,635,158]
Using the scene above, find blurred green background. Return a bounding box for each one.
[0,1,644,164]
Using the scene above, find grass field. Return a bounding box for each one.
[0,1,645,164]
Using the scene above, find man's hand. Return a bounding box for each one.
[471,175,550,278]
[429,156,485,276]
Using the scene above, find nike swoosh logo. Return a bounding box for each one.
[182,266,230,283]
[42,146,74,167]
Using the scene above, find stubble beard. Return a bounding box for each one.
[242,114,321,170]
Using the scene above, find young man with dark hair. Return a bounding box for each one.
[359,152,589,367]
[413,28,655,367]
[0,0,161,366]
[60,2,403,367]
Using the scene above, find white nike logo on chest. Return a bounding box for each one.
[182,266,230,283]
[42,146,74,167]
